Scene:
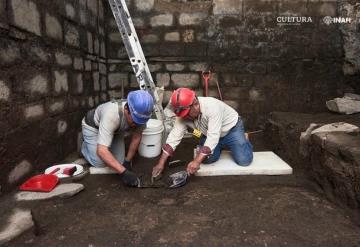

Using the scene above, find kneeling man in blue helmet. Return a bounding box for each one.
[81,90,154,187]
[152,87,253,177]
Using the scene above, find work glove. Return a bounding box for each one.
[123,159,132,171]
[120,169,139,187]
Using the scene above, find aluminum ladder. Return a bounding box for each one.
[108,0,165,122]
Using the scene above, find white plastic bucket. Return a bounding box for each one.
[139,119,164,158]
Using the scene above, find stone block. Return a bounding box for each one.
[326,98,360,115]
[10,0,40,35]
[45,13,62,41]
[87,32,94,53]
[75,73,83,94]
[65,22,80,47]
[142,34,159,43]
[94,38,100,55]
[74,57,84,70]
[179,13,207,26]
[213,0,243,15]
[135,0,154,12]
[0,80,10,101]
[164,32,180,42]
[99,0,104,20]
[99,63,106,75]
[149,64,162,72]
[15,183,84,201]
[156,73,170,87]
[100,41,106,58]
[100,76,107,91]
[79,1,87,25]
[183,29,195,43]
[166,63,185,71]
[0,40,20,64]
[30,46,49,62]
[249,88,265,101]
[171,73,199,88]
[55,52,72,66]
[25,74,49,97]
[88,97,94,107]
[130,74,138,88]
[150,14,173,27]
[48,99,65,114]
[54,70,69,94]
[85,60,92,71]
[189,62,208,71]
[24,103,44,120]
[87,0,97,15]
[57,120,68,134]
[65,3,76,20]
[8,160,32,184]
[109,32,122,43]
[108,73,128,89]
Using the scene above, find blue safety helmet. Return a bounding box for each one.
[127,90,154,125]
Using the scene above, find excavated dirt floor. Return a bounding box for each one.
[2,135,360,246]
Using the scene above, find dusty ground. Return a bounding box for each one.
[2,135,360,246]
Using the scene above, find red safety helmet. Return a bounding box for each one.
[170,88,196,118]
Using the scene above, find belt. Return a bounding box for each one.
[84,109,98,129]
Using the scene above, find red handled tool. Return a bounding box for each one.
[20,168,60,192]
[202,71,211,97]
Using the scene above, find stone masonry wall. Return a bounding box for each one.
[0,0,109,191]
[105,0,359,129]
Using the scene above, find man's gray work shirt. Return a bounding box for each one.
[93,100,145,147]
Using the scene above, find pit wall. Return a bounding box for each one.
[0,0,108,191]
[105,0,360,129]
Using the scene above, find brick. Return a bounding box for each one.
[133,18,144,28]
[142,34,159,43]
[189,62,208,71]
[48,99,65,114]
[8,160,32,184]
[0,41,20,64]
[79,1,87,25]
[74,57,84,70]
[213,0,243,15]
[57,120,68,134]
[135,0,154,12]
[93,72,100,91]
[166,63,185,71]
[179,13,207,26]
[65,3,76,20]
[10,0,41,35]
[171,73,199,88]
[24,103,44,120]
[99,0,104,20]
[55,52,72,66]
[0,80,10,101]
[65,22,80,47]
[156,73,170,88]
[25,74,49,97]
[75,73,83,94]
[45,13,62,41]
[108,73,128,89]
[164,32,180,42]
[88,97,95,108]
[54,70,69,94]
[150,14,173,27]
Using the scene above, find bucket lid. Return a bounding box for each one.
[143,119,164,134]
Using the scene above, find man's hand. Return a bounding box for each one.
[123,159,132,171]
[120,169,139,187]
[186,160,201,175]
[152,163,165,179]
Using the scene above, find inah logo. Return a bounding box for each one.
[323,16,352,25]
[323,16,333,25]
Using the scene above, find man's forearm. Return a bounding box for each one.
[97,145,125,174]
[193,153,207,164]
[125,132,142,161]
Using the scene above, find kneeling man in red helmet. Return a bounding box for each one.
[82,90,154,187]
[152,87,253,177]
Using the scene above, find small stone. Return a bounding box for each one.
[49,100,65,113]
[24,104,44,120]
[73,57,84,70]
[311,122,359,135]
[142,34,159,43]
[135,0,154,12]
[326,98,360,114]
[8,160,32,184]
[54,70,69,93]
[0,209,34,245]
[65,3,75,19]
[57,120,67,134]
[179,13,207,26]
[10,0,41,35]
[15,183,85,201]
[55,52,72,66]
[166,63,185,72]
[164,32,180,42]
[65,22,80,47]
[45,13,62,41]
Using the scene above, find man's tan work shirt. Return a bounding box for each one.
[166,97,239,153]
